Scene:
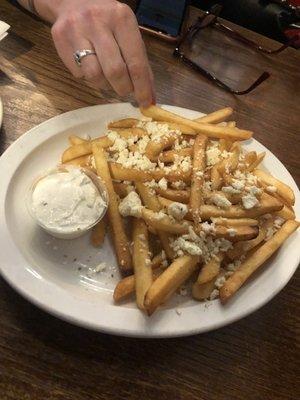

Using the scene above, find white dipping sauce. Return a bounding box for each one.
[31,168,106,238]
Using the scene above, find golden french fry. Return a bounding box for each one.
[218,144,240,175]
[190,134,208,228]
[113,182,132,198]
[62,143,93,163]
[113,271,162,303]
[90,219,106,247]
[144,255,200,315]
[227,121,236,128]
[141,208,192,235]
[220,220,299,303]
[158,148,193,163]
[156,187,190,204]
[132,218,153,309]
[211,217,259,227]
[194,107,233,124]
[140,105,252,140]
[164,122,196,134]
[197,254,223,284]
[92,143,132,273]
[210,164,223,190]
[226,223,268,260]
[192,279,216,300]
[254,169,295,206]
[136,182,175,260]
[68,135,88,145]
[145,131,179,159]
[109,162,191,183]
[108,118,139,129]
[245,152,266,172]
[200,193,283,219]
[274,204,295,220]
[213,225,259,242]
[63,154,92,168]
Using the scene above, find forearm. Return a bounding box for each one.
[16,0,62,23]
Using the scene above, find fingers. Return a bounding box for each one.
[92,29,134,97]
[113,5,155,106]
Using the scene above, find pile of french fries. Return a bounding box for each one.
[61,105,299,315]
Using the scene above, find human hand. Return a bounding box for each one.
[50,0,155,106]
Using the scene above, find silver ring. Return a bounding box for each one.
[73,49,96,67]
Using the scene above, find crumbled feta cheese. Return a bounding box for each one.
[215,275,226,289]
[153,211,167,220]
[119,192,143,217]
[206,144,221,166]
[167,202,188,220]
[195,171,204,178]
[227,228,237,237]
[201,222,216,234]
[171,181,186,190]
[211,194,232,209]
[209,289,219,300]
[242,193,259,209]
[158,177,168,190]
[179,286,188,296]
[266,185,277,193]
[246,186,262,196]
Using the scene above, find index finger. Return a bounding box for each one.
[114,7,155,107]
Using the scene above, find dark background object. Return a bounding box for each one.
[193,0,299,42]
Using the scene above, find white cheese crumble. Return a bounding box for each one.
[209,289,219,300]
[158,177,168,190]
[227,228,237,237]
[266,185,277,193]
[206,143,221,166]
[211,194,232,209]
[119,192,143,217]
[242,193,259,209]
[167,202,188,220]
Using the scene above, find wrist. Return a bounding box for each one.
[33,0,63,23]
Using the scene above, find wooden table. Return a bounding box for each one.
[0,2,299,400]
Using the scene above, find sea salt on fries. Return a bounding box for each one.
[59,105,298,315]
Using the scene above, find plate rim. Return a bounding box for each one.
[0,102,299,338]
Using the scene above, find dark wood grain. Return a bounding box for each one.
[0,3,299,400]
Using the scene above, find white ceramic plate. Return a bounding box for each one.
[0,96,3,128]
[0,103,299,338]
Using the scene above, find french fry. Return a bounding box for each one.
[194,107,233,124]
[145,131,179,159]
[108,118,139,129]
[68,135,88,145]
[140,105,252,140]
[113,269,162,303]
[220,220,299,303]
[274,204,295,220]
[192,279,216,301]
[199,193,283,219]
[210,165,223,190]
[227,121,236,128]
[213,225,259,242]
[164,122,196,134]
[132,218,153,309]
[113,182,132,198]
[111,127,147,138]
[136,182,175,260]
[158,148,193,163]
[62,143,93,163]
[144,255,200,315]
[141,208,192,234]
[246,152,265,172]
[156,187,190,204]
[226,223,268,260]
[63,154,92,168]
[91,219,106,247]
[190,134,208,228]
[217,144,240,175]
[254,169,295,206]
[92,143,132,272]
[211,217,259,227]
[197,254,223,284]
[109,162,191,183]
[192,269,225,300]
